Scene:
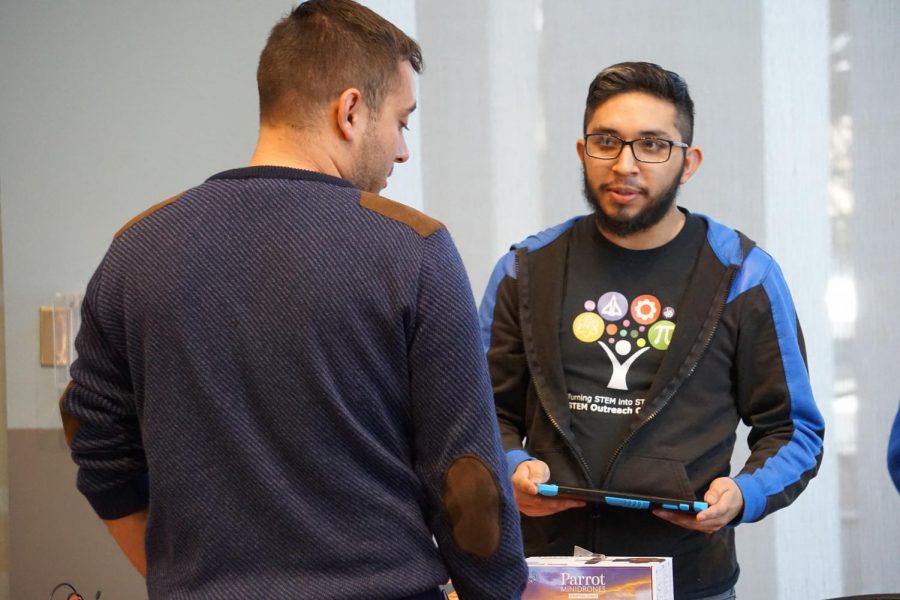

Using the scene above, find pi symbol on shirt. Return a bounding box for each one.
[648,320,676,350]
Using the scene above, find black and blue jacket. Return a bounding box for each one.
[479,211,825,599]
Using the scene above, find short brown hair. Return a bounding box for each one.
[257,0,423,125]
[584,62,695,145]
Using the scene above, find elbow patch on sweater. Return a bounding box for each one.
[59,381,80,448]
[359,191,444,238]
[442,455,502,558]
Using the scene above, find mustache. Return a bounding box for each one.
[598,181,647,195]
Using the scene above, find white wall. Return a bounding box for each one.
[839,1,900,594]
[2,1,897,598]
[0,1,287,429]
[760,3,839,599]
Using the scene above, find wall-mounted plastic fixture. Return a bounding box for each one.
[39,292,83,389]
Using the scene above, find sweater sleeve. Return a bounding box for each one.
[60,253,149,519]
[731,250,825,523]
[408,228,527,600]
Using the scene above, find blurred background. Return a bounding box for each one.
[1,1,897,598]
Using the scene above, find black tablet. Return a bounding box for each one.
[536,483,708,513]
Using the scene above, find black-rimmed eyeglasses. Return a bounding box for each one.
[583,133,688,163]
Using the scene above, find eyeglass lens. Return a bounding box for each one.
[585,134,673,163]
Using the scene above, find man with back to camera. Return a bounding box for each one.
[479,62,825,599]
[59,1,528,598]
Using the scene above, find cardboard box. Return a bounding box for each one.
[523,555,673,600]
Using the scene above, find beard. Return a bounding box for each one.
[582,168,682,238]
[347,126,389,194]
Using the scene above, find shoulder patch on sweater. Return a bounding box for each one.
[359,191,443,238]
[114,192,186,240]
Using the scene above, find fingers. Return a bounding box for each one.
[652,507,729,533]
[510,459,585,517]
[516,491,585,517]
[652,478,744,533]
[698,477,743,524]
[511,459,550,495]
[651,508,706,531]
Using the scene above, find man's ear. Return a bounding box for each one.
[336,88,366,142]
[576,138,586,167]
[680,145,703,184]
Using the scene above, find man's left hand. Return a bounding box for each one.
[651,477,743,533]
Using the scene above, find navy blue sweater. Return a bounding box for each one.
[62,167,527,599]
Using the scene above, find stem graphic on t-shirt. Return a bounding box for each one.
[596,342,650,390]
[572,291,676,391]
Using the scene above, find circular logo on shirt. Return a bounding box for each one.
[647,320,676,350]
[573,312,604,342]
[597,291,628,322]
[615,340,632,355]
[630,294,661,325]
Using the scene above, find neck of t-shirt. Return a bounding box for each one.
[595,209,697,261]
[597,206,687,251]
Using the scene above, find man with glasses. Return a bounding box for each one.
[479,62,825,599]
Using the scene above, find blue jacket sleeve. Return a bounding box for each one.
[408,228,527,599]
[888,402,900,493]
[730,249,825,523]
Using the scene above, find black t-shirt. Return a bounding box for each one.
[559,212,705,484]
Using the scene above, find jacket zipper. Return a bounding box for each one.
[517,250,596,487]
[601,265,739,483]
[532,375,596,487]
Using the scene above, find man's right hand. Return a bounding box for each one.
[511,459,586,517]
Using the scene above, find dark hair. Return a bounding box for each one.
[257,0,423,125]
[583,62,694,145]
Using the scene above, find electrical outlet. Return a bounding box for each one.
[39,306,72,367]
